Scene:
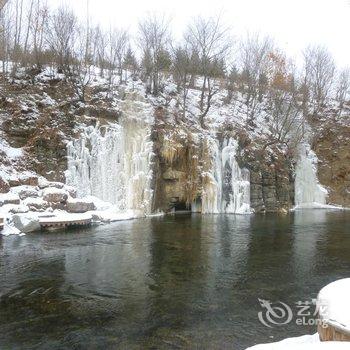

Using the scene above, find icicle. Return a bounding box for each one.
[202,138,251,214]
[295,144,327,207]
[65,121,153,216]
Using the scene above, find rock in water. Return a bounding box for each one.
[12,214,40,233]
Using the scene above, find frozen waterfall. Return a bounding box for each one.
[294,144,327,208]
[65,121,153,215]
[201,138,251,214]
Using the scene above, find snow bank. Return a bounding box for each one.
[292,203,345,210]
[39,212,92,224]
[317,278,350,334]
[1,223,23,236]
[91,209,139,222]
[245,334,349,349]
[0,173,147,236]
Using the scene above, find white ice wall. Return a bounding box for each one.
[65,121,153,215]
[201,138,251,214]
[295,144,327,208]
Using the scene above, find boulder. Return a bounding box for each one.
[12,214,40,233]
[20,175,38,187]
[0,177,10,193]
[8,177,21,187]
[66,198,96,213]
[19,188,39,200]
[9,205,29,214]
[0,194,20,205]
[64,185,77,198]
[38,178,50,189]
[42,187,68,203]
[23,198,49,212]
[38,179,65,189]
[49,182,64,189]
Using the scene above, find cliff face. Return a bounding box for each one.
[151,118,295,213]
[312,115,350,207]
[0,77,76,181]
[1,71,348,213]
[151,121,203,212]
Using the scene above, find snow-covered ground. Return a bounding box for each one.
[246,334,348,349]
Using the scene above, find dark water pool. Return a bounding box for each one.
[1,210,350,349]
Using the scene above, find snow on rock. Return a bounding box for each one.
[90,209,138,222]
[22,197,49,211]
[1,223,23,236]
[12,213,41,233]
[38,178,77,198]
[66,197,96,213]
[248,279,350,349]
[9,205,30,214]
[42,187,69,203]
[317,278,350,334]
[245,333,349,349]
[85,196,113,211]
[0,176,10,193]
[0,172,143,236]
[17,187,39,200]
[39,212,92,224]
[0,193,20,205]
[38,179,64,189]
[0,138,23,158]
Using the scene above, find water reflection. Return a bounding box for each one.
[0,211,349,349]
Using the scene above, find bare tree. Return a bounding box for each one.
[46,6,77,73]
[70,25,96,101]
[13,0,24,49]
[335,68,350,114]
[94,25,107,77]
[111,28,128,84]
[105,28,129,91]
[265,89,303,150]
[185,15,231,127]
[303,45,335,113]
[171,43,194,119]
[138,14,171,96]
[123,46,139,81]
[0,1,12,73]
[239,33,273,116]
[30,0,49,69]
[225,65,239,103]
[22,0,34,61]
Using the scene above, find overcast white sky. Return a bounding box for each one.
[47,0,350,68]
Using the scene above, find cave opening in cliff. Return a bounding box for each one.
[171,197,192,212]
